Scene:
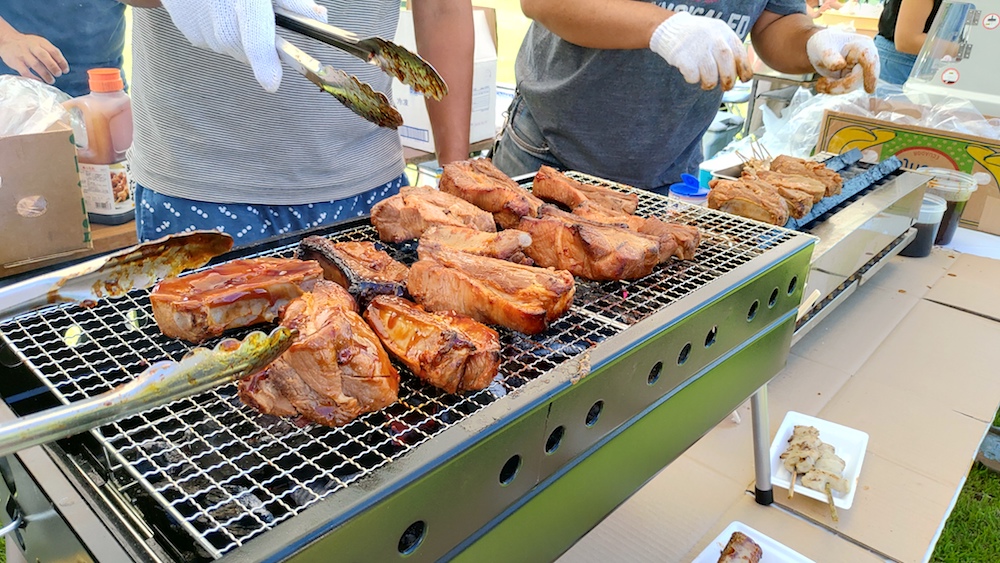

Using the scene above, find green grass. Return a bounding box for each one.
[932,462,1000,562]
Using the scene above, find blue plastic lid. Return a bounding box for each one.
[669,174,709,197]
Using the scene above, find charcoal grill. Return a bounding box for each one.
[0,173,815,562]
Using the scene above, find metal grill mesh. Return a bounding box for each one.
[0,173,798,558]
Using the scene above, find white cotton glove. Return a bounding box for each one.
[159,0,328,92]
[806,27,879,95]
[649,11,753,91]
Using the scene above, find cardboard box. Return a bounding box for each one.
[817,106,1000,236]
[0,122,91,269]
[392,8,498,154]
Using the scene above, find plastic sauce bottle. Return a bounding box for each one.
[63,68,134,225]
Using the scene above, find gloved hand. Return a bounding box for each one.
[649,11,753,91]
[0,31,69,85]
[159,0,328,92]
[806,27,879,94]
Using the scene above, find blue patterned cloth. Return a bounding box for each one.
[135,174,407,248]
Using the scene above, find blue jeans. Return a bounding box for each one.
[875,34,917,85]
[490,93,565,180]
[135,174,407,248]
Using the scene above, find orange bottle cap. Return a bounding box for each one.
[88,68,124,93]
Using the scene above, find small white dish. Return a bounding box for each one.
[768,411,869,510]
[691,520,815,563]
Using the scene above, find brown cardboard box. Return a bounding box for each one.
[817,107,1000,236]
[0,122,91,269]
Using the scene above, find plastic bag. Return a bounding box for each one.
[0,75,78,137]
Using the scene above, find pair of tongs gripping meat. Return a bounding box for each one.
[274,8,448,129]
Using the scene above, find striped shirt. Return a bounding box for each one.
[127,1,405,205]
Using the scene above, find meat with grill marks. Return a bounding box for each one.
[439,158,544,229]
[365,295,500,394]
[531,165,638,215]
[418,225,534,265]
[571,201,700,261]
[370,186,496,243]
[717,531,763,563]
[296,237,408,306]
[238,281,399,427]
[769,155,843,196]
[408,245,575,335]
[748,169,826,203]
[708,178,790,226]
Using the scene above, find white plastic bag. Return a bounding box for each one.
[0,75,76,137]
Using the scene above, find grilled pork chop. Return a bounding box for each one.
[708,178,790,226]
[365,296,500,393]
[749,169,826,203]
[150,258,323,343]
[238,281,399,427]
[439,158,544,229]
[296,237,408,305]
[769,155,843,196]
[531,165,639,215]
[370,186,496,243]
[418,225,533,265]
[571,202,700,261]
[408,246,575,335]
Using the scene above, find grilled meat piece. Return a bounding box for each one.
[365,296,501,393]
[571,201,700,261]
[150,258,323,343]
[418,225,534,265]
[531,165,638,215]
[772,183,813,220]
[749,169,827,203]
[296,237,408,305]
[439,158,544,229]
[717,531,762,563]
[518,205,660,280]
[770,155,843,196]
[408,246,575,335]
[239,281,399,427]
[370,186,496,243]
[708,178,790,226]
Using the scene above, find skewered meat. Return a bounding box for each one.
[780,425,823,474]
[439,158,544,229]
[296,237,408,306]
[813,444,847,475]
[717,531,762,563]
[418,225,534,265]
[238,281,399,427]
[770,155,843,197]
[370,185,496,243]
[708,178,790,226]
[571,202,700,261]
[531,165,638,215]
[801,469,850,495]
[365,296,500,393]
[749,169,827,203]
[408,245,575,335]
[150,257,323,343]
[517,205,661,281]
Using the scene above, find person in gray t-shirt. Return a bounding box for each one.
[492,0,879,193]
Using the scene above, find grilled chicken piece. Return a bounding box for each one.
[296,237,408,306]
[365,296,501,393]
[770,155,843,197]
[238,281,399,427]
[708,178,790,226]
[801,468,850,495]
[408,246,575,335]
[439,158,544,229]
[418,225,534,265]
[370,186,496,243]
[750,169,827,203]
[718,531,763,563]
[518,205,661,281]
[572,202,700,261]
[773,184,814,220]
[531,165,638,215]
[150,258,323,343]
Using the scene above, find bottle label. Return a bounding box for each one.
[79,160,134,216]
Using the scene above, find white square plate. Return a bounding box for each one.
[691,521,815,563]
[768,411,869,510]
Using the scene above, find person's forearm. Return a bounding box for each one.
[414,0,474,165]
[750,12,821,74]
[520,0,673,49]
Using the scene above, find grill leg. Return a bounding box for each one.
[751,385,773,505]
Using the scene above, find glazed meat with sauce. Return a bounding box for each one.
[717,531,762,563]
[365,295,500,393]
[769,155,843,196]
[408,245,575,335]
[439,158,544,229]
[418,225,533,265]
[531,165,638,215]
[296,237,408,305]
[708,178,790,226]
[370,186,496,242]
[238,281,399,427]
[150,258,323,343]
[749,169,827,203]
[571,201,700,261]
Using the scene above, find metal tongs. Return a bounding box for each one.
[274,8,449,129]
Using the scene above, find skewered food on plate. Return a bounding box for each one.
[769,155,843,196]
[708,178,790,226]
[717,531,762,563]
[238,281,399,427]
[370,185,496,243]
[408,245,575,335]
[780,424,850,521]
[296,237,408,306]
[150,257,323,343]
[439,158,544,229]
[418,225,534,265]
[364,295,500,393]
[531,165,638,215]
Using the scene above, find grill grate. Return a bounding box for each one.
[0,173,798,558]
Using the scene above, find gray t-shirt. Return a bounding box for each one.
[128,1,404,205]
[515,0,806,190]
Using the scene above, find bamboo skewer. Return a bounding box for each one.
[825,482,839,522]
[788,472,796,499]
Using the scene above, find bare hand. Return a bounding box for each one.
[0,32,69,85]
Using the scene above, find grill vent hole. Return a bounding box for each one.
[545,426,565,454]
[499,455,521,486]
[747,300,759,322]
[648,362,662,385]
[787,276,798,295]
[398,521,426,555]
[678,343,692,365]
[705,326,718,348]
[586,401,604,427]
[769,288,779,308]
